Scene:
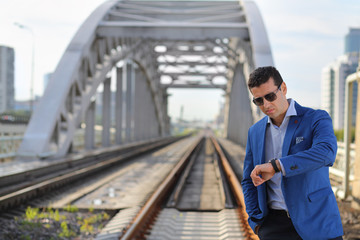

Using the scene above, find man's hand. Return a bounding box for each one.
[250,162,275,186]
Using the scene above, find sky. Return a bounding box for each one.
[0,0,359,121]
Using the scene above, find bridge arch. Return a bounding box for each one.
[17,0,273,159]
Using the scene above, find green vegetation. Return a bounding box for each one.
[334,129,356,143]
[1,110,30,117]
[89,205,94,213]
[25,206,39,221]
[79,212,110,234]
[172,127,199,136]
[212,128,224,137]
[64,204,78,213]
[59,222,76,238]
[3,206,111,239]
[0,110,31,123]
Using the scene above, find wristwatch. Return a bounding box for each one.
[270,159,280,173]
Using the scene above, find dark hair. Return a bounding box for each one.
[248,66,283,89]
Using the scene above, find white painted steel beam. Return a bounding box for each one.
[162,84,226,90]
[125,62,134,143]
[97,23,249,40]
[158,62,228,67]
[241,1,273,67]
[102,78,111,147]
[114,2,240,15]
[225,64,253,146]
[160,73,227,78]
[85,100,96,150]
[343,71,359,199]
[155,51,231,57]
[134,68,146,141]
[115,67,123,145]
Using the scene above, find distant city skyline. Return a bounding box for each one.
[321,27,360,130]
[0,0,359,121]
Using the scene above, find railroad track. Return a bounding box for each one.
[0,136,186,212]
[0,132,257,239]
[119,133,257,240]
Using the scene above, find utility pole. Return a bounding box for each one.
[14,22,35,114]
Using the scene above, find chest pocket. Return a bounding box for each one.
[289,134,311,154]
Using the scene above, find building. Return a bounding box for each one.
[0,46,15,113]
[321,28,360,130]
[345,28,360,54]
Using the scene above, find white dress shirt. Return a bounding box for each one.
[265,98,297,210]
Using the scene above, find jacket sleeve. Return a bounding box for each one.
[241,129,264,231]
[281,110,338,177]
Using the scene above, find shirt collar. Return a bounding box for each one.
[267,98,297,124]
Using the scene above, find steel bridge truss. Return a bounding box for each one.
[17,0,273,159]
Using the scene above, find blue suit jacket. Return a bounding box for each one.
[242,102,343,239]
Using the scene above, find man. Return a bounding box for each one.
[241,66,343,240]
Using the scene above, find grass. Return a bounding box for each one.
[5,206,111,239]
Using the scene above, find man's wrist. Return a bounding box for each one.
[275,159,282,172]
[270,159,280,173]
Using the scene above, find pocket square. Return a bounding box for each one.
[296,137,304,144]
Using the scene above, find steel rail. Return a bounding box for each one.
[166,142,199,208]
[0,136,187,211]
[121,135,257,240]
[210,135,258,240]
[121,136,204,239]
[0,136,184,194]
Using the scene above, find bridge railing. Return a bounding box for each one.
[331,142,355,181]
[0,126,115,161]
[72,126,116,152]
[0,135,23,161]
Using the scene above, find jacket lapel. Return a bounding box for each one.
[282,102,303,156]
[258,118,268,164]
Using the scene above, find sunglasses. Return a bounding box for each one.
[252,81,283,106]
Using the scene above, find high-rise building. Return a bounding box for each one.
[321,54,358,129]
[321,28,360,130]
[0,46,15,113]
[345,28,360,54]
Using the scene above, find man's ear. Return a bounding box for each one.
[282,82,287,95]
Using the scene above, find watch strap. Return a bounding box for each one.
[270,159,280,173]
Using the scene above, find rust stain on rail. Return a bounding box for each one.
[210,135,259,240]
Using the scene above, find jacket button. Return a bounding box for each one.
[290,165,298,170]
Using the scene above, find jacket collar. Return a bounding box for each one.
[282,101,304,156]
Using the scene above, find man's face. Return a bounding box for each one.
[250,77,288,123]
